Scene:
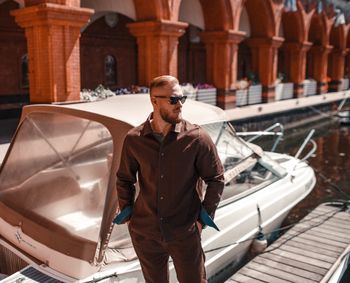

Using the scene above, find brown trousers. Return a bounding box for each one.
[130,231,207,283]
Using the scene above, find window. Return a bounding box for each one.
[21,54,29,88]
[105,55,117,85]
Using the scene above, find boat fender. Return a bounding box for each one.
[250,232,267,254]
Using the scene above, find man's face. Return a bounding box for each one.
[151,84,184,124]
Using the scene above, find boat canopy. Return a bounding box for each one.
[0,95,285,272]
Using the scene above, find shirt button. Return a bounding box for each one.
[160,196,164,200]
[160,175,164,179]
[161,152,164,157]
[160,217,163,221]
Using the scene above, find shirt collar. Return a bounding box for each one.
[141,113,183,136]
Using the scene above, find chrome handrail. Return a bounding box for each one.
[294,129,315,160]
[291,130,317,173]
[337,95,348,112]
[236,123,284,152]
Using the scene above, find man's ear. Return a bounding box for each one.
[150,96,157,107]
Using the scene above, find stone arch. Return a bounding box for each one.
[173,0,237,26]
[178,0,206,84]
[80,12,137,90]
[81,0,171,21]
[199,0,234,30]
[133,0,168,20]
[178,0,204,29]
[330,24,347,50]
[309,12,331,46]
[282,1,313,43]
[245,0,276,37]
[81,0,136,21]
[0,0,23,7]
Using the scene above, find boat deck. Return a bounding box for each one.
[227,202,350,283]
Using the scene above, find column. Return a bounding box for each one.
[128,20,188,86]
[328,49,348,92]
[200,30,246,109]
[12,3,93,103]
[246,37,284,102]
[307,45,333,94]
[282,41,312,98]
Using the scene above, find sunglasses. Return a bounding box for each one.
[153,95,187,105]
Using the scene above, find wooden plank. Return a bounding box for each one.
[294,223,350,241]
[287,227,350,245]
[284,231,348,248]
[259,253,328,275]
[269,230,345,251]
[302,215,346,227]
[303,211,340,220]
[303,219,350,233]
[304,209,347,222]
[307,226,350,241]
[276,244,337,263]
[303,229,350,244]
[228,273,265,282]
[317,217,350,227]
[310,209,350,222]
[280,239,341,258]
[333,211,350,220]
[289,236,344,253]
[239,267,290,283]
[253,256,323,282]
[269,249,332,269]
[315,204,343,213]
[315,204,347,213]
[284,219,348,236]
[245,262,317,283]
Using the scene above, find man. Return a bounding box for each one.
[115,75,224,283]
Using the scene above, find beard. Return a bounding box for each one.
[160,107,182,124]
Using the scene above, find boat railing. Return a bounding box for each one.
[337,95,348,112]
[294,129,317,162]
[236,123,284,152]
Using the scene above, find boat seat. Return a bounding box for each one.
[2,175,80,211]
[104,238,137,263]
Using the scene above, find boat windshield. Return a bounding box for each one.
[0,112,113,242]
[203,122,281,205]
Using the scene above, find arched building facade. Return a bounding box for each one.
[1,0,350,109]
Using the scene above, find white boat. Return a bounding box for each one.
[0,94,316,282]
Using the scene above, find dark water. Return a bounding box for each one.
[280,120,350,225]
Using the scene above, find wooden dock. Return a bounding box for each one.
[227,202,350,283]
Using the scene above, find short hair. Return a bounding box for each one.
[149,75,179,95]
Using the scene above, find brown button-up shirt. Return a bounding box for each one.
[117,115,224,241]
